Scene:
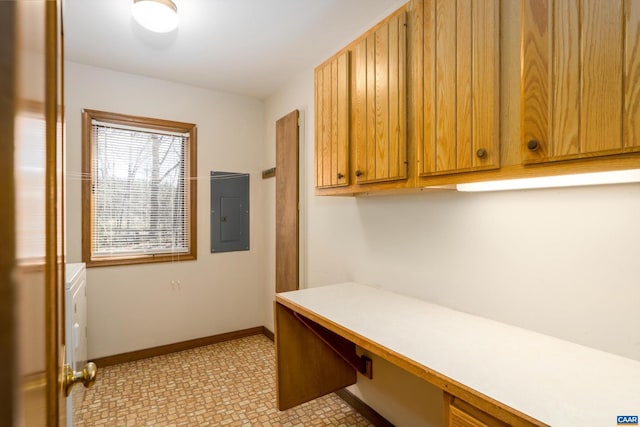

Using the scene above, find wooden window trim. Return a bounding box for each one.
[81,109,197,268]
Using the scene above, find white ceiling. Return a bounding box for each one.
[64,0,407,99]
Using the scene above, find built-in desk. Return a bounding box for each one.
[275,282,640,426]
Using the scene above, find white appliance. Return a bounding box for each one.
[65,262,87,426]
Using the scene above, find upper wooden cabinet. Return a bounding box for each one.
[522,0,640,163]
[411,0,500,176]
[352,10,408,184]
[315,51,350,188]
[314,8,409,192]
[315,1,640,195]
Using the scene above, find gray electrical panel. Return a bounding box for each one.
[210,171,249,253]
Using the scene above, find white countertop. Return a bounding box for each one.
[277,282,640,426]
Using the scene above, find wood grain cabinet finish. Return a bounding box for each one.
[411,0,500,176]
[449,406,505,427]
[444,394,520,427]
[315,51,350,188]
[352,10,408,184]
[522,0,640,164]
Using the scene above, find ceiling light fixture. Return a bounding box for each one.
[455,169,640,192]
[132,0,179,33]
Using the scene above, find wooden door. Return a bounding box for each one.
[275,110,299,293]
[411,0,500,176]
[522,0,640,163]
[0,1,69,425]
[315,52,350,188]
[353,9,408,184]
[0,4,18,424]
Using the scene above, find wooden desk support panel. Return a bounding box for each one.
[274,303,356,411]
[292,312,373,379]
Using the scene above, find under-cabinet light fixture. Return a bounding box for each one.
[455,169,640,192]
[132,0,178,33]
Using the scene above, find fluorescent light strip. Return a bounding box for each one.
[456,169,640,192]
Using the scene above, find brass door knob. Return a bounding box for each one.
[476,148,487,159]
[355,170,363,177]
[64,362,97,396]
[527,140,540,151]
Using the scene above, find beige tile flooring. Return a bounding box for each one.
[74,334,373,426]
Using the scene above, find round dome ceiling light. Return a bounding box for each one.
[132,0,179,33]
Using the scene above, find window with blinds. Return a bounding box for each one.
[82,110,197,266]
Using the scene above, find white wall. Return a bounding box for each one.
[263,42,640,427]
[65,62,268,359]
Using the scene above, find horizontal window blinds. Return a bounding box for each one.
[15,114,47,263]
[91,121,190,257]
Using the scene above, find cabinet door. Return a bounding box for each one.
[522,0,640,163]
[412,0,500,176]
[449,406,491,427]
[315,51,350,188]
[353,10,407,184]
[444,395,511,427]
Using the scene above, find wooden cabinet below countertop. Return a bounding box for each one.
[445,394,514,427]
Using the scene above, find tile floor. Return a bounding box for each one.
[74,334,373,426]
